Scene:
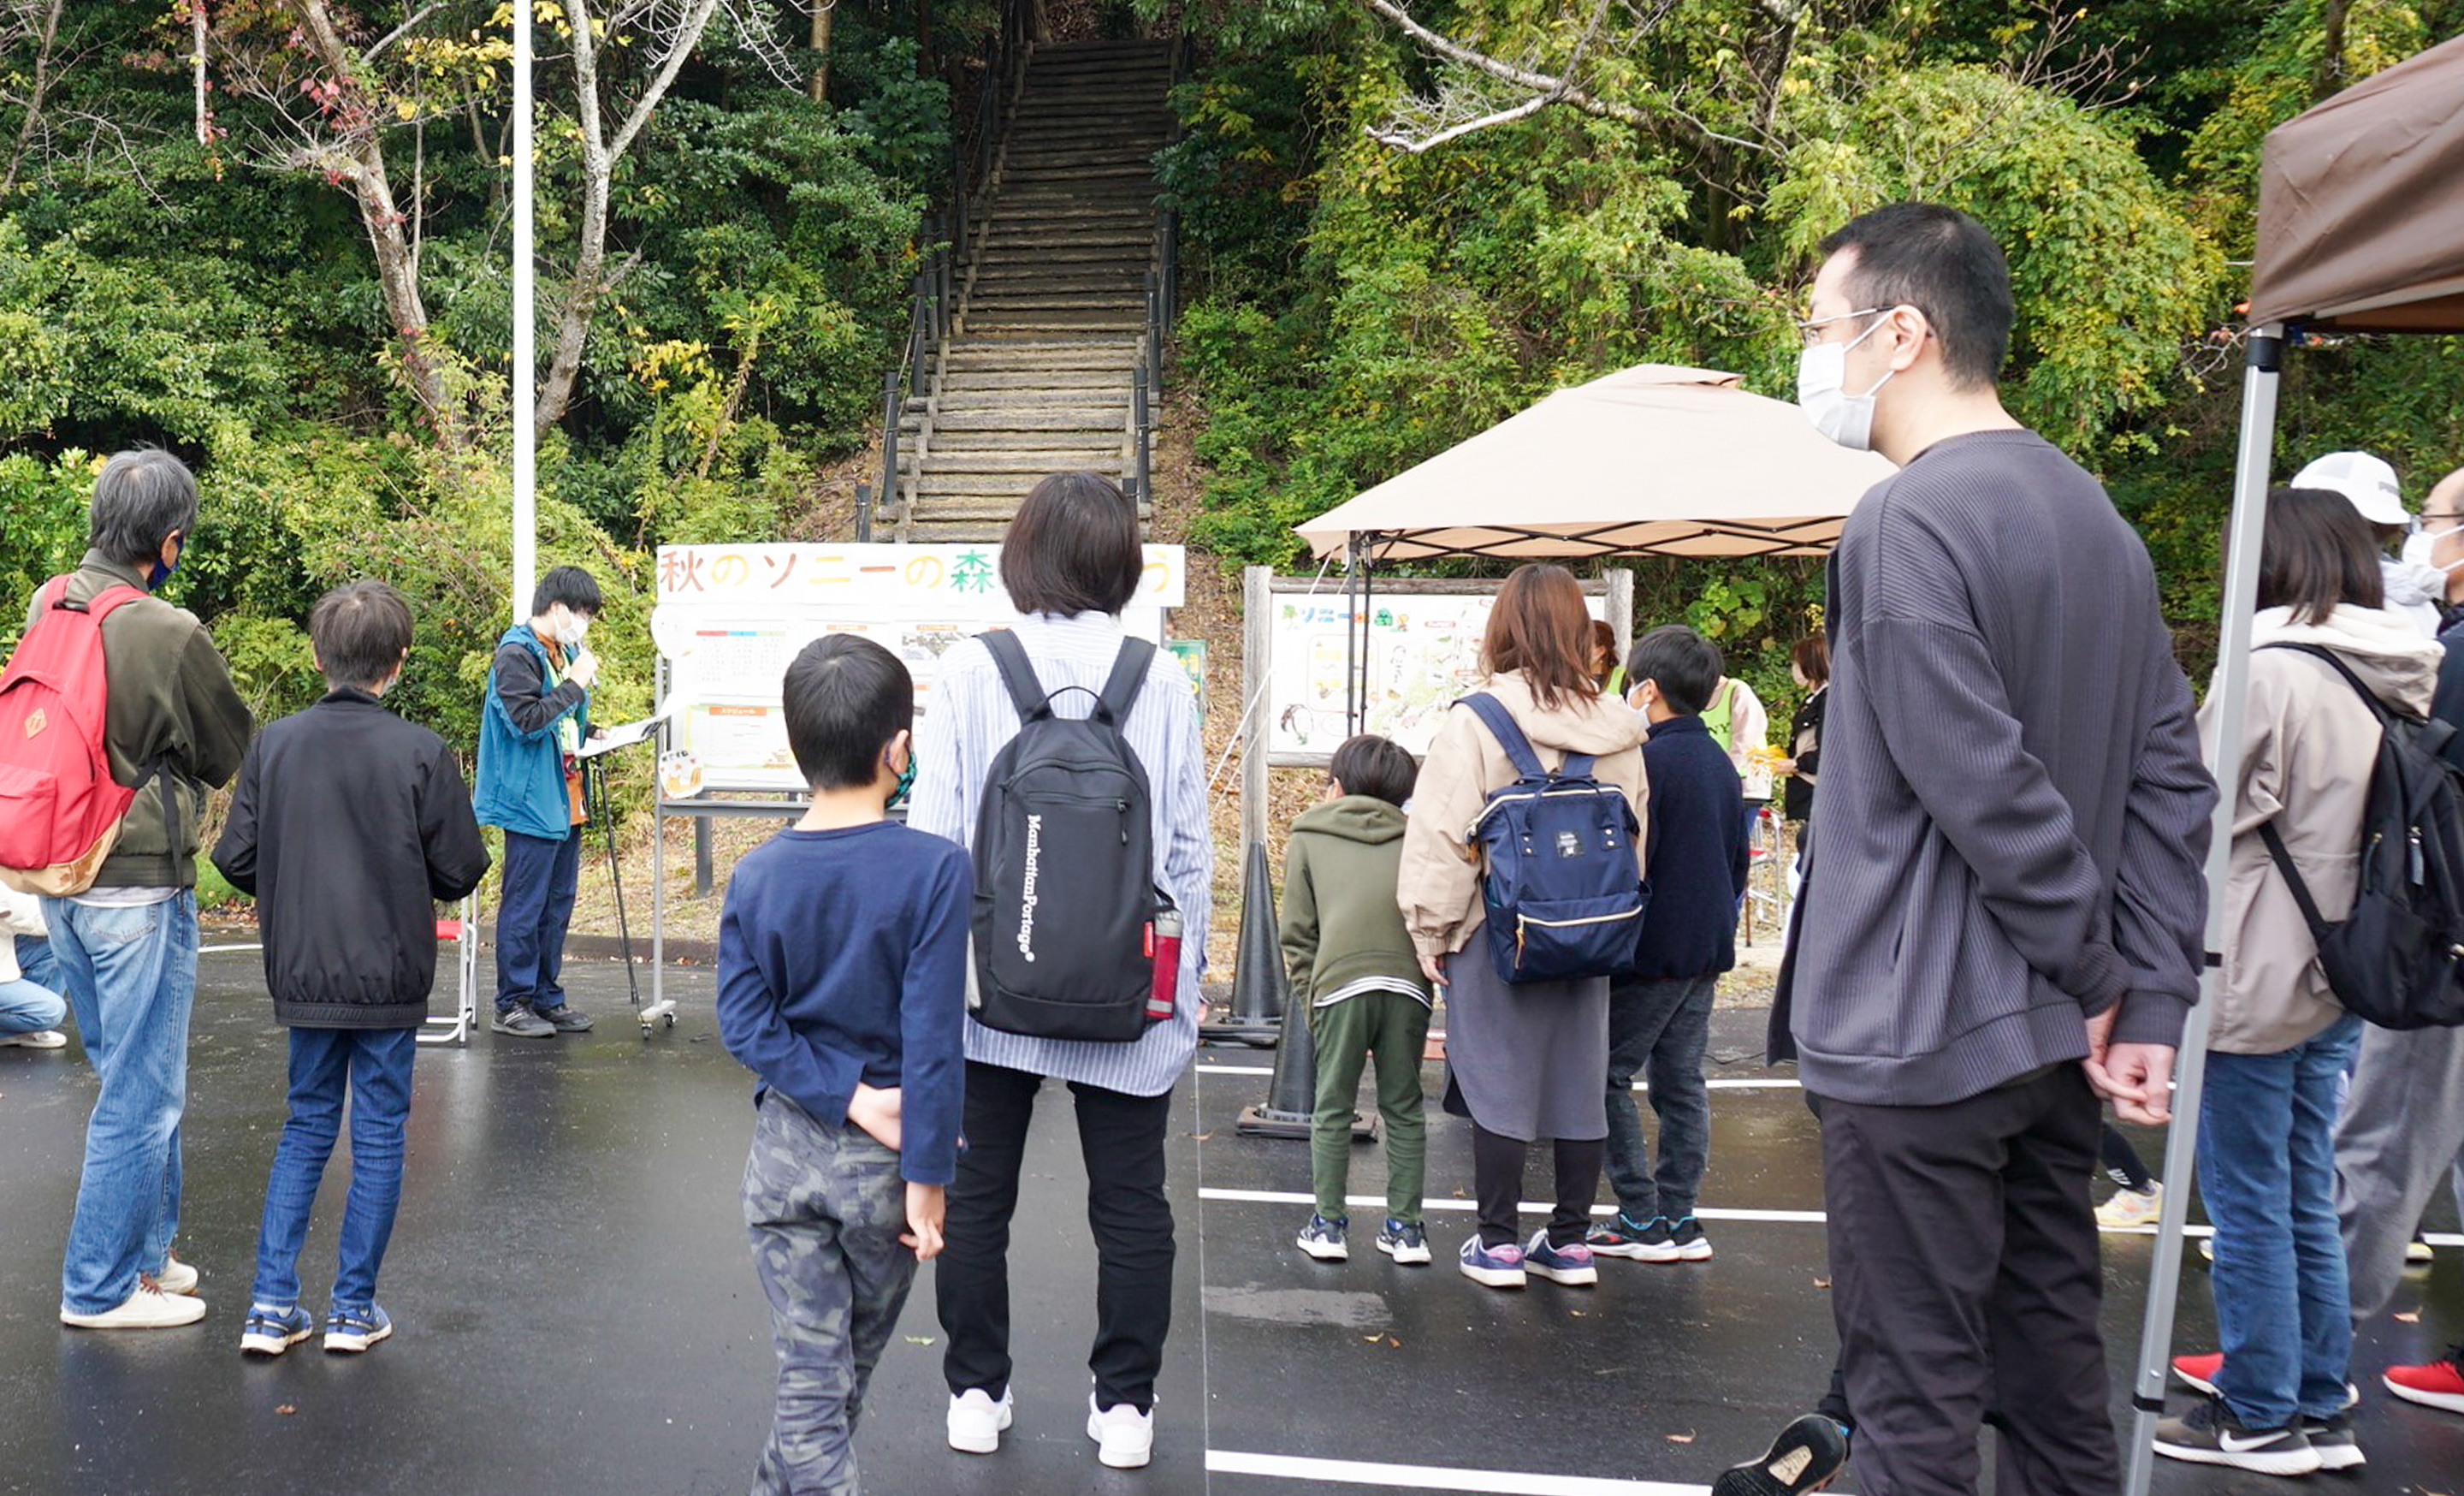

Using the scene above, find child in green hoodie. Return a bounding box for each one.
[1279,733,1435,1266]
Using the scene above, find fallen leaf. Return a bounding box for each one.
[1814,1277,1832,1290]
[275,1404,297,1416]
[1569,1309,1585,1317]
[903,1335,936,1345]
[1364,1333,1381,1342]
[2393,1310,2421,1323]
[1667,1432,1696,1445]
[1385,1335,1401,1348]
[1188,1132,1212,1142]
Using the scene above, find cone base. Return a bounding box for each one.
[1235,1106,1379,1143]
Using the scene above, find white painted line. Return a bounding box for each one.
[2430,1232,2464,1249]
[1206,1449,1711,1494]
[1196,1188,1826,1225]
[200,943,263,953]
[1194,1064,1804,1091]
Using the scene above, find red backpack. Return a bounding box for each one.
[0,576,149,895]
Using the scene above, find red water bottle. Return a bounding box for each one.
[1146,906,1183,1023]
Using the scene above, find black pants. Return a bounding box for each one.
[937,1061,1176,1411]
[1821,1065,2115,1496]
[1472,1125,1603,1249]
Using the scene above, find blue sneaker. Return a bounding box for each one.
[1295,1214,1349,1262]
[240,1304,316,1357]
[1522,1229,1598,1286]
[1457,1235,1527,1289]
[1376,1218,1431,1265]
[1585,1212,1680,1262]
[323,1303,394,1354]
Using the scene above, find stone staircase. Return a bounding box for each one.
[897,39,1176,543]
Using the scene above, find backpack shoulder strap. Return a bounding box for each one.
[1095,637,1158,727]
[2257,642,2394,722]
[2256,819,2335,947]
[1461,693,1547,780]
[980,629,1051,724]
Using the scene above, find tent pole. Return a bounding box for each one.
[1344,537,1361,733]
[2121,322,2285,1496]
[1358,549,1375,737]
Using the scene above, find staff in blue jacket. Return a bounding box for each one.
[474,566,602,1038]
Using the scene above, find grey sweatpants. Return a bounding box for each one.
[743,1091,919,1496]
[2336,1021,2464,1325]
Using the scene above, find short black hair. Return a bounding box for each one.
[310,579,414,690]
[87,449,199,565]
[1328,734,1417,808]
[531,565,601,618]
[782,633,913,792]
[1819,203,2015,390]
[1626,625,1723,716]
[1000,472,1142,617]
[2254,486,2384,626]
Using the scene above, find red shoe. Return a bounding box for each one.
[2384,1346,2464,1414]
[2172,1351,2224,1396]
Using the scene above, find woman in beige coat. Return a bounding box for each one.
[1399,564,1647,1291]
[2155,487,2443,1475]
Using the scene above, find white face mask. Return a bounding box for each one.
[557,610,590,644]
[1797,315,1898,452]
[2401,525,2464,574]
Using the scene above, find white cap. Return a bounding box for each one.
[2292,451,2406,526]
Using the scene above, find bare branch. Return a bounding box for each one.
[365,2,449,62]
[1368,87,1563,152]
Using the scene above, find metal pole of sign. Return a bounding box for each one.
[1343,538,1361,733]
[2120,322,2285,1496]
[1357,550,1374,736]
[511,0,536,623]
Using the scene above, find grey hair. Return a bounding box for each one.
[87,449,200,565]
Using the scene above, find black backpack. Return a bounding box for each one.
[968,630,1166,1042]
[2255,644,2464,1030]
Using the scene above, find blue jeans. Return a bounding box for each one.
[15,931,62,989]
[252,1026,418,1312]
[2200,1012,2364,1430]
[1602,971,1717,1222]
[43,893,200,1315]
[495,828,581,1013]
[0,975,66,1036]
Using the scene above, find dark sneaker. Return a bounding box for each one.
[491,1004,555,1038]
[239,1304,316,1357]
[1295,1214,1348,1262]
[1457,1235,1526,1289]
[2299,1410,2365,1471]
[2153,1396,2321,1475]
[535,1005,594,1033]
[1521,1229,1597,1287]
[1712,1412,1852,1496]
[1667,1215,1715,1262]
[323,1303,393,1354]
[1376,1218,1431,1266]
[1586,1213,1680,1262]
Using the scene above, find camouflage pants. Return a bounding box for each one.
[743,1090,919,1496]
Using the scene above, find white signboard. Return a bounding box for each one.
[652,543,1185,792]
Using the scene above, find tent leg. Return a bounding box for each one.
[2121,323,2284,1496]
[1344,538,1362,734]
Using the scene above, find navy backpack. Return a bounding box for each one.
[1460,693,1648,984]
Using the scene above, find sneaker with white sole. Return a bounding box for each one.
[1458,1235,1526,1289]
[322,1303,392,1353]
[2299,1410,2366,1471]
[1667,1215,1715,1262]
[1295,1213,1348,1262]
[59,1280,207,1330]
[1376,1218,1431,1265]
[947,1387,1013,1454]
[1585,1213,1680,1263]
[2384,1343,2464,1414]
[1087,1392,1153,1469]
[2153,1396,2321,1475]
[2094,1181,2164,1230]
[1522,1229,1598,1286]
[0,1029,67,1048]
[240,1304,316,1357]
[155,1253,198,1297]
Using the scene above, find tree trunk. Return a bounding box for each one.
[2316,0,2352,101]
[2,0,67,196]
[810,0,833,101]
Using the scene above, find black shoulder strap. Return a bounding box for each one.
[980,630,1050,724]
[1095,638,1157,727]
[2256,820,2336,947]
[2257,642,2394,723]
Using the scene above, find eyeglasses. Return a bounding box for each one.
[1793,306,1893,349]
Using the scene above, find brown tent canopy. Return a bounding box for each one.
[2248,33,2464,331]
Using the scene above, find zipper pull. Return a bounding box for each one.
[2411,829,2426,885]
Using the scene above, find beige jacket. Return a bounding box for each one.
[1398,670,1650,962]
[2200,604,2443,1054]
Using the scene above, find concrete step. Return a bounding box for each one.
[943,337,1143,361]
[927,425,1134,451]
[966,293,1148,314]
[933,366,1130,389]
[966,266,1148,289]
[923,450,1124,475]
[931,407,1129,433]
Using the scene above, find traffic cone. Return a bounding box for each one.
[1236,994,1377,1143]
[1202,842,1285,1045]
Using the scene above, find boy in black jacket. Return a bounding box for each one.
[1588,626,1749,1265]
[213,580,489,1357]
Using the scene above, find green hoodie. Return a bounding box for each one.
[1276,795,1430,1005]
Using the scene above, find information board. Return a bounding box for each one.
[652,543,1186,791]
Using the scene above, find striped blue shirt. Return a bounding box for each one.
[909,612,1214,1095]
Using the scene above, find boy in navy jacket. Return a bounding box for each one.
[1587,626,1749,1265]
[718,633,969,1496]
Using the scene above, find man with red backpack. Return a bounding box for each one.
[4,450,252,1330]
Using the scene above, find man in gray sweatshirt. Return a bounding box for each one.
[1774,204,2216,1496]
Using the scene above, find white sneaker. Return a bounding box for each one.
[155,1253,198,1296]
[60,1283,207,1330]
[0,1029,67,1048]
[1087,1392,1154,1469]
[947,1387,1013,1455]
[2094,1181,2164,1230]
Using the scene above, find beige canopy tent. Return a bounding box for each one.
[1294,364,1895,563]
[2126,34,2464,1496]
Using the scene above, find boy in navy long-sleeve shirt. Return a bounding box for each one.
[1587,626,1750,1267]
[718,634,970,1496]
